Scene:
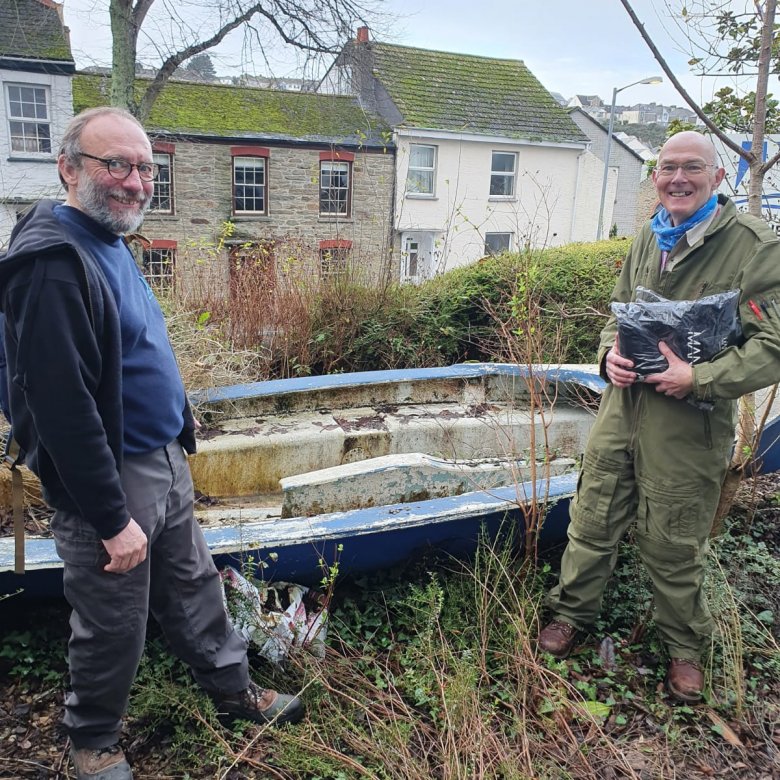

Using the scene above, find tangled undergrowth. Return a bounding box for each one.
[1,475,778,779]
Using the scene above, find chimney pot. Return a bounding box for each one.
[356,26,369,43]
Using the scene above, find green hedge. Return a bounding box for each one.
[300,239,630,375]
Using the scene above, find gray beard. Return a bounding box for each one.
[75,172,151,235]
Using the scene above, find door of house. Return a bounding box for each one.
[401,231,439,283]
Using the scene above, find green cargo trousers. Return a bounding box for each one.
[545,383,735,660]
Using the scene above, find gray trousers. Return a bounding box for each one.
[52,441,249,749]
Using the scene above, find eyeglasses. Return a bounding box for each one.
[655,162,716,177]
[79,152,159,181]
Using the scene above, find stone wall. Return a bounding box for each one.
[635,175,659,233]
[139,139,395,292]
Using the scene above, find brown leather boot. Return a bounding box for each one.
[69,744,132,779]
[538,619,578,658]
[213,681,304,725]
[666,658,704,702]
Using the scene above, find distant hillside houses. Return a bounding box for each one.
[219,75,317,92]
[565,95,698,128]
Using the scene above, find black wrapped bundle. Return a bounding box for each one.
[611,287,742,377]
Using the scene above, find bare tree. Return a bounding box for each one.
[108,0,389,120]
[620,0,779,218]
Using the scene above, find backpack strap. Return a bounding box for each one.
[4,435,24,574]
[1,256,45,576]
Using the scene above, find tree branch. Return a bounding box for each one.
[137,3,272,120]
[761,146,780,173]
[619,0,752,162]
[131,0,156,29]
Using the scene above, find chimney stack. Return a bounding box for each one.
[356,26,369,43]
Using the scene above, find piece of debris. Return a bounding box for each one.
[221,566,327,664]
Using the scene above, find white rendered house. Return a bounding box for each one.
[0,0,74,246]
[320,29,604,282]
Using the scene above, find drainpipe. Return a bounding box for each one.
[569,149,587,242]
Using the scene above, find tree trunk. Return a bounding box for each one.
[109,0,139,114]
[711,0,776,531]
[711,467,744,537]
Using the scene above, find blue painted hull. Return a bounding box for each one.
[0,475,577,597]
[211,475,577,583]
[2,363,601,598]
[3,362,777,599]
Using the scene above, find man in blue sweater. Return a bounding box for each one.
[0,107,303,780]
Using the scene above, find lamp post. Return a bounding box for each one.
[596,75,663,240]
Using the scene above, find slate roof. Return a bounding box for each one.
[0,0,73,62]
[566,107,643,162]
[362,43,587,144]
[73,74,391,147]
[573,94,603,107]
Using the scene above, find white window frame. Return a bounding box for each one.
[319,160,352,217]
[5,83,52,156]
[141,247,175,289]
[484,232,513,256]
[233,156,268,215]
[489,151,517,199]
[150,152,173,214]
[406,144,437,197]
[320,246,350,277]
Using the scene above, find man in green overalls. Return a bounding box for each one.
[539,131,780,701]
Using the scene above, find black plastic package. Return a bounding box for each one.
[611,287,742,377]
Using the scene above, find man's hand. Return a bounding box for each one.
[605,336,636,388]
[103,518,148,573]
[644,341,694,399]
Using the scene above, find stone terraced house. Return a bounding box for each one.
[72,73,396,291]
[0,0,74,245]
[320,29,603,281]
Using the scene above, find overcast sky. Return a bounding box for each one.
[61,0,771,109]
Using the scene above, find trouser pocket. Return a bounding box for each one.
[52,510,108,568]
[636,478,709,542]
[569,450,635,541]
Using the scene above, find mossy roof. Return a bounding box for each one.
[0,0,73,62]
[73,74,391,147]
[367,42,588,144]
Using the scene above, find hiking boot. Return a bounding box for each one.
[213,681,304,725]
[666,658,704,702]
[538,619,578,659]
[69,744,132,779]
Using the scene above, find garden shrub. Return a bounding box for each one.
[310,238,630,373]
[171,238,631,380]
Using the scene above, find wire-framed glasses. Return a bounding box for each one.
[655,162,716,177]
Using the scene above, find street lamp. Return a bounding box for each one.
[596,75,663,240]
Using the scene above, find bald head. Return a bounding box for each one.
[59,107,148,189]
[658,131,719,167]
[652,131,725,225]
[57,109,154,235]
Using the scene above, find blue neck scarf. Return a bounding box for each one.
[651,194,718,252]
